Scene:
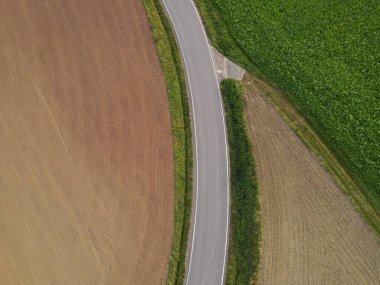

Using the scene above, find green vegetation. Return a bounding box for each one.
[244,74,380,236]
[197,0,380,231]
[142,1,192,284]
[221,79,261,285]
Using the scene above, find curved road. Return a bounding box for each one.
[161,1,230,284]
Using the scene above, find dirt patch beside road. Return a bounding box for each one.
[244,78,380,284]
[0,1,173,284]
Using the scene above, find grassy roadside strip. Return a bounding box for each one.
[221,79,261,285]
[195,0,379,236]
[142,1,193,284]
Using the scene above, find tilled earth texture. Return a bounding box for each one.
[244,79,380,285]
[0,0,173,284]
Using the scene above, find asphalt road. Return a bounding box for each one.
[161,1,230,284]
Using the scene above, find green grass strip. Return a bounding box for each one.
[221,79,261,285]
[142,1,193,284]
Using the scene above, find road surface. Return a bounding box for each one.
[161,0,230,284]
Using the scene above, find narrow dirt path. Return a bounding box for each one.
[244,81,380,285]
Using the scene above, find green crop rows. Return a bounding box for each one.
[202,0,380,212]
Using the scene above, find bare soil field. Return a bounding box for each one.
[244,78,380,284]
[0,1,173,284]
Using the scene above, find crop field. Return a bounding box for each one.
[0,0,173,284]
[200,0,380,213]
[244,79,380,285]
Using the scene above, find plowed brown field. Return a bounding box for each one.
[244,80,380,284]
[0,1,173,284]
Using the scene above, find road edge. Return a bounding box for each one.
[160,1,231,284]
[142,1,194,284]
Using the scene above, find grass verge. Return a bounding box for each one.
[142,1,193,284]
[221,79,261,284]
[195,0,379,236]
